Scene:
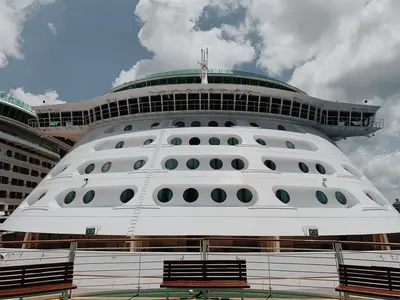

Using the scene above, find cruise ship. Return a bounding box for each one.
[2,50,400,251]
[0,91,74,238]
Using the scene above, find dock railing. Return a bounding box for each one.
[0,237,399,298]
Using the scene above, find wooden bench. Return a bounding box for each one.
[0,261,76,299]
[336,263,400,299]
[161,260,249,300]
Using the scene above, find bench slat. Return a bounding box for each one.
[336,285,400,298]
[0,283,77,297]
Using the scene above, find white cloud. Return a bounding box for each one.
[0,0,55,67]
[12,87,65,106]
[113,0,255,87]
[47,22,57,35]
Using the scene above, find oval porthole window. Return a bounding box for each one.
[227,137,239,146]
[83,190,95,204]
[277,125,286,131]
[124,125,132,131]
[115,141,125,149]
[225,121,235,127]
[335,191,347,205]
[209,137,220,145]
[175,121,185,127]
[237,188,253,203]
[186,158,200,170]
[85,163,95,174]
[316,164,326,174]
[276,189,290,204]
[286,141,295,149]
[189,137,201,145]
[120,189,135,203]
[170,137,182,145]
[64,191,76,204]
[133,159,146,170]
[151,122,160,128]
[143,139,154,145]
[211,188,227,203]
[165,158,178,170]
[183,188,199,203]
[191,121,201,127]
[38,192,46,200]
[298,162,309,173]
[157,188,173,203]
[316,190,328,204]
[231,159,245,170]
[264,160,276,171]
[210,158,223,170]
[256,138,266,146]
[101,162,112,173]
[208,121,218,127]
[366,193,374,200]
[250,122,259,127]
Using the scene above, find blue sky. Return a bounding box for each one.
[0,0,286,102]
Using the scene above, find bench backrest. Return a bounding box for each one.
[338,264,400,291]
[163,260,247,282]
[0,261,74,290]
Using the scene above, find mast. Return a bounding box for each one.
[198,48,209,84]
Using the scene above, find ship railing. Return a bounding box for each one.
[0,237,399,298]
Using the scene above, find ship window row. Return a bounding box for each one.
[61,189,135,205]
[275,189,348,205]
[0,102,34,125]
[0,141,57,166]
[0,161,47,178]
[157,188,253,204]
[112,75,298,93]
[264,159,327,174]
[84,159,147,174]
[0,176,38,188]
[170,136,240,146]
[0,190,24,199]
[36,94,375,129]
[164,158,245,171]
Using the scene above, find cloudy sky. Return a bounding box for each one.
[1,0,400,197]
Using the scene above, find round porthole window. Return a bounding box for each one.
[38,192,46,200]
[189,137,201,145]
[124,125,132,131]
[85,163,95,174]
[335,191,347,205]
[231,159,245,170]
[237,188,253,203]
[256,139,266,146]
[6,150,12,157]
[186,158,200,170]
[158,188,173,203]
[151,122,160,128]
[115,141,125,149]
[170,137,182,145]
[165,159,178,170]
[227,137,239,145]
[298,162,309,173]
[209,137,220,145]
[64,191,76,204]
[120,189,135,203]
[316,190,328,204]
[277,125,286,131]
[191,121,201,127]
[316,164,326,174]
[225,121,235,127]
[208,121,218,127]
[143,139,154,145]
[183,188,199,203]
[276,189,290,204]
[250,122,259,127]
[101,162,112,173]
[83,190,95,204]
[210,158,223,170]
[133,160,146,170]
[211,188,227,203]
[286,141,295,149]
[264,160,276,171]
[175,121,185,127]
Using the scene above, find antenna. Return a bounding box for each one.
[198,48,209,84]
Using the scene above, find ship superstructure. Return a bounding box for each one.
[2,50,399,250]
